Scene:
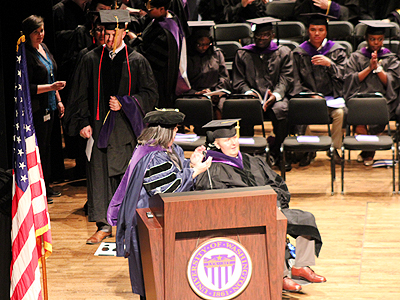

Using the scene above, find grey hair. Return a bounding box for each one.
[137,125,175,149]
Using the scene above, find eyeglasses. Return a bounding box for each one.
[197,42,212,48]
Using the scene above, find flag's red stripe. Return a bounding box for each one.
[30,181,42,200]
[11,184,25,219]
[26,149,38,169]
[10,246,40,300]
[34,209,49,231]
[11,205,35,270]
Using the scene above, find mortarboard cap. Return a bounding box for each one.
[188,21,215,28]
[188,21,215,39]
[202,119,241,139]
[359,20,395,36]
[300,13,337,27]
[99,9,130,30]
[143,109,185,127]
[247,17,280,32]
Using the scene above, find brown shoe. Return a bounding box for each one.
[86,230,112,245]
[283,277,302,292]
[291,266,326,283]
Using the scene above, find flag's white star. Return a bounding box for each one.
[17,149,24,156]
[25,124,31,132]
[20,97,23,102]
[14,97,17,103]
[18,84,22,90]
[18,70,21,77]
[20,175,27,182]
[15,123,19,130]
[19,162,26,170]
[17,56,21,64]
[16,136,21,143]
[15,110,18,117]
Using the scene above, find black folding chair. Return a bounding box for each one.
[175,98,213,151]
[341,97,395,194]
[222,98,269,156]
[281,98,335,195]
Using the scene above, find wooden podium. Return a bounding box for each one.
[137,186,287,300]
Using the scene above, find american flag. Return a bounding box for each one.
[10,36,52,300]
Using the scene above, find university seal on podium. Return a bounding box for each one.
[187,237,252,300]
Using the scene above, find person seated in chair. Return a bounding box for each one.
[185,23,232,119]
[344,20,400,165]
[232,17,294,169]
[195,119,327,293]
[292,13,347,165]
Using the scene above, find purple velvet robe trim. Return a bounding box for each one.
[242,41,279,54]
[299,40,335,56]
[206,150,243,169]
[97,95,145,149]
[158,15,190,95]
[329,2,341,19]
[107,144,164,226]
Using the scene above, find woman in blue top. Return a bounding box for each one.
[22,15,66,202]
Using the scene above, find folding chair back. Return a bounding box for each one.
[222,99,265,137]
[214,23,253,42]
[288,98,331,126]
[346,97,389,126]
[176,98,213,135]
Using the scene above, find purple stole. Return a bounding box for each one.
[158,15,191,95]
[299,40,335,56]
[206,150,244,170]
[242,41,279,54]
[360,47,392,59]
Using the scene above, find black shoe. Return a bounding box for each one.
[47,187,61,197]
[270,154,292,172]
[47,198,54,204]
[299,152,315,167]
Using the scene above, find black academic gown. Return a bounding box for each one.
[221,0,268,23]
[139,12,182,108]
[344,49,400,118]
[195,152,322,256]
[232,44,294,120]
[292,41,347,98]
[186,47,231,94]
[65,45,158,222]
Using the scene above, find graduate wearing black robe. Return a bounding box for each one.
[195,150,322,256]
[187,47,231,95]
[65,44,158,225]
[233,41,293,159]
[344,47,400,120]
[139,11,188,108]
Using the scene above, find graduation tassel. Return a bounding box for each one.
[236,120,240,138]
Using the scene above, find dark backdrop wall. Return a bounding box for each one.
[0,0,55,170]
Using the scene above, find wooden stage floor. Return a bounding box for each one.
[46,141,400,299]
